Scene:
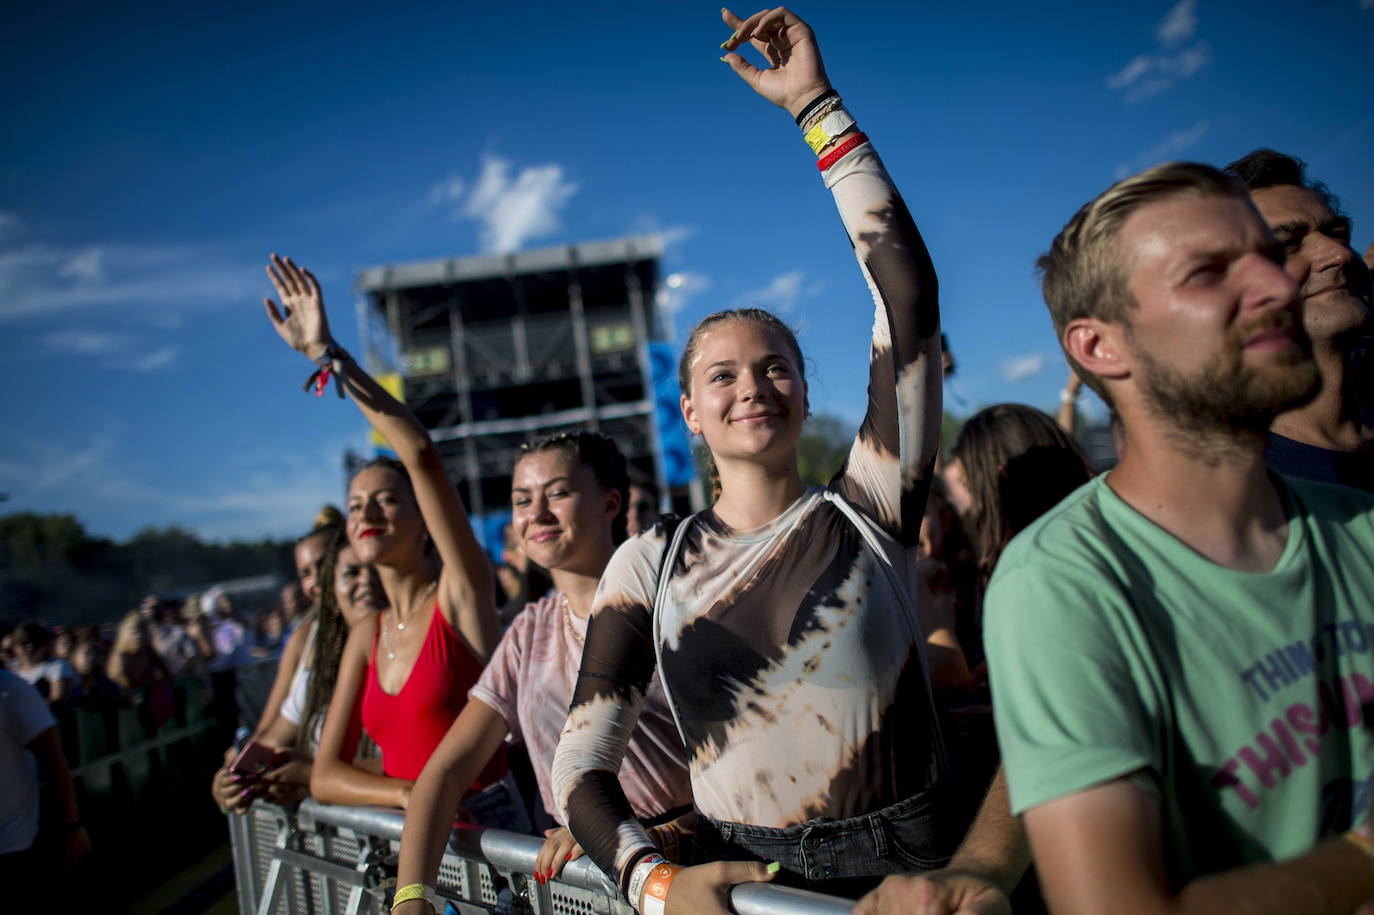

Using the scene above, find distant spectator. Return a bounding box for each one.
[279,581,306,638]
[68,640,125,710]
[495,522,552,628]
[148,600,197,678]
[204,587,249,673]
[0,671,91,901]
[251,608,287,659]
[1,632,15,671]
[625,467,660,535]
[51,628,74,664]
[107,612,171,691]
[10,622,78,704]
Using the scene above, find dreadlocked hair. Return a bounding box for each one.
[518,431,631,544]
[677,308,806,502]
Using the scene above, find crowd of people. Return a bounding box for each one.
[7,6,1374,914]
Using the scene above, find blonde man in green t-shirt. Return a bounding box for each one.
[980,161,1374,915]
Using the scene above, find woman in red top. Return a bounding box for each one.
[263,255,517,823]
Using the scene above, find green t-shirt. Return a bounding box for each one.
[986,473,1374,886]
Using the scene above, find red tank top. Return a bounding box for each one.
[362,600,507,789]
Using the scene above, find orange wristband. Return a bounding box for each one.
[639,861,684,915]
[1345,824,1374,857]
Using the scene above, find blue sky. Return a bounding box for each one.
[1,0,1371,543]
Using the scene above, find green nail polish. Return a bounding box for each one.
[720,56,730,62]
[766,861,781,874]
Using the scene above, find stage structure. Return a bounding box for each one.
[352,236,696,555]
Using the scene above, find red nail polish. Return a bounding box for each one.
[565,853,573,861]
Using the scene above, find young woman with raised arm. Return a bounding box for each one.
[547,9,1021,915]
[262,255,517,822]
[391,433,694,914]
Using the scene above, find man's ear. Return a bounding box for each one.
[1064,318,1130,383]
[681,393,701,436]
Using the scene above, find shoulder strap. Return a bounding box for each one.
[651,513,696,747]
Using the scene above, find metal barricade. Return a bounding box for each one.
[229,800,854,915]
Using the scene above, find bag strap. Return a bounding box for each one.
[651,512,696,747]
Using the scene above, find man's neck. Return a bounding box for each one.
[1108,418,1289,573]
[1271,337,1370,451]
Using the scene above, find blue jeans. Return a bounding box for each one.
[691,789,954,899]
[463,773,532,835]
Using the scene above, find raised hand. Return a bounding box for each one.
[264,253,333,361]
[720,7,832,118]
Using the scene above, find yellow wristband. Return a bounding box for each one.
[392,883,438,913]
[803,110,856,154]
[1345,826,1374,857]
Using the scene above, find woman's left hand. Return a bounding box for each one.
[532,827,584,885]
[720,7,832,118]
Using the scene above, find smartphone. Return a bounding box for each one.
[229,741,287,780]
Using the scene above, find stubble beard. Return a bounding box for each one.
[1132,327,1320,463]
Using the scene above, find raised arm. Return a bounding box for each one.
[723,7,943,546]
[264,255,499,661]
[308,618,413,809]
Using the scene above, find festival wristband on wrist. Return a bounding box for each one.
[391,883,439,913]
[303,344,348,399]
[1344,824,1374,858]
[627,854,666,912]
[799,95,843,133]
[817,133,870,172]
[804,109,857,155]
[793,88,839,126]
[639,862,685,915]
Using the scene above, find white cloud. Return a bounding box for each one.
[0,241,256,322]
[1108,1,1210,102]
[58,247,105,284]
[1156,0,1198,46]
[128,346,178,372]
[39,328,179,372]
[655,225,697,248]
[734,270,825,315]
[1114,120,1212,178]
[1001,352,1048,383]
[432,156,580,255]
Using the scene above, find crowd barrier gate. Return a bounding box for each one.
[228,800,855,915]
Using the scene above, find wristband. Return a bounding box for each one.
[804,110,857,155]
[817,132,869,172]
[639,862,684,915]
[627,854,665,911]
[303,344,348,399]
[391,883,439,913]
[793,89,839,127]
[648,822,680,862]
[799,94,843,132]
[1345,824,1374,857]
[1059,389,1079,404]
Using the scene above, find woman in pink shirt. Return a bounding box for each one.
[393,433,693,912]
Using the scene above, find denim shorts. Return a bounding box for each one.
[690,788,954,898]
[462,772,532,835]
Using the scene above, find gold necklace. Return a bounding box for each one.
[382,579,436,661]
[560,592,585,646]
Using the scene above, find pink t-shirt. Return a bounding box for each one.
[471,594,692,823]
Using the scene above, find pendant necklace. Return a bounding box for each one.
[383,579,436,661]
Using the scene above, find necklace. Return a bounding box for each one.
[382,579,436,661]
[560,592,585,646]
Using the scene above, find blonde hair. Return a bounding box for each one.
[1037,162,1248,406]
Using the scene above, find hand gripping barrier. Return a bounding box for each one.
[228,799,855,915]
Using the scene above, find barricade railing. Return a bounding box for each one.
[229,799,855,915]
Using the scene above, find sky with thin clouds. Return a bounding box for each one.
[1,0,1371,542]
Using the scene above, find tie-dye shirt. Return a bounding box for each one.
[550,138,945,890]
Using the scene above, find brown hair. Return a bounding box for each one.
[1037,162,1249,406]
[950,404,1093,582]
[676,308,806,499]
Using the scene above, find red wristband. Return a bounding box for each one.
[817,132,869,171]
